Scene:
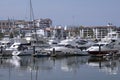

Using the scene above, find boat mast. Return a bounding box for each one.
[29,0,38,41]
[30,0,34,22]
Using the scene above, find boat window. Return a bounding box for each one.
[93,44,99,46]
[76,40,87,45]
[112,34,116,37]
[7,43,11,47]
[76,41,87,45]
[58,44,64,46]
[100,44,105,46]
[92,44,105,46]
[13,44,20,47]
[7,43,10,45]
[65,44,75,48]
[111,40,116,42]
[38,41,44,44]
[33,41,37,43]
[52,42,57,44]
[13,45,16,47]
[105,44,109,46]
[2,43,5,45]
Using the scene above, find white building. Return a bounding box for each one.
[79,25,116,39]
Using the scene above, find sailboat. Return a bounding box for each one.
[5,0,37,56]
[26,0,50,57]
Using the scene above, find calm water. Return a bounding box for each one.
[0,56,120,80]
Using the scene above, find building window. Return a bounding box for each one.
[6,23,9,26]
[2,23,5,26]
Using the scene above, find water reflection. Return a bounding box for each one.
[0,56,120,80]
[87,56,119,75]
[51,56,89,72]
[6,56,21,68]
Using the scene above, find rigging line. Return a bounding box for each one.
[30,0,34,21]
[29,0,38,42]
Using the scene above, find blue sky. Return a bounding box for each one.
[0,0,120,26]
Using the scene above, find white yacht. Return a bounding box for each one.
[87,42,111,54]
[102,31,120,41]
[22,32,50,57]
[4,37,32,56]
[86,31,120,56]
[76,39,95,50]
[25,32,49,47]
[48,38,59,45]
[0,35,12,49]
[11,49,33,56]
[6,37,29,51]
[45,38,88,56]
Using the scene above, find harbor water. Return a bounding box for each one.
[0,56,120,80]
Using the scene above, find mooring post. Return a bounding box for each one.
[0,46,3,54]
[33,46,35,55]
[99,44,101,54]
[53,48,55,54]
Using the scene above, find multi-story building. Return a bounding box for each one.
[0,19,15,34]
[79,25,117,39]
[35,18,52,28]
[0,19,118,40]
[45,25,117,40]
[0,18,52,34]
[44,26,67,39]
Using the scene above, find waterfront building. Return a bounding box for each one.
[44,26,67,39]
[0,18,52,36]
[34,18,52,29]
[0,20,13,33]
[79,25,117,40]
[0,19,119,40]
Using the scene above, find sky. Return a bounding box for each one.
[0,0,120,26]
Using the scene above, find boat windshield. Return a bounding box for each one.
[93,44,105,46]
[76,41,87,45]
[57,44,75,48]
[58,44,65,47]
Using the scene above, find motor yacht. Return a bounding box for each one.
[45,38,88,57]
[4,37,32,56]
[86,31,120,56]
[0,35,12,49]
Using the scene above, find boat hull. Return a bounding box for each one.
[87,50,118,56]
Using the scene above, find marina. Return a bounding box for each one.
[1,31,120,57]
[0,0,120,80]
[0,31,120,80]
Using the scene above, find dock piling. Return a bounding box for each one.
[53,48,55,54]
[33,46,35,55]
[0,46,3,54]
[99,44,101,52]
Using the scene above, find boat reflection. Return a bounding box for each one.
[53,56,89,72]
[0,56,120,75]
[6,56,21,68]
[87,56,119,75]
